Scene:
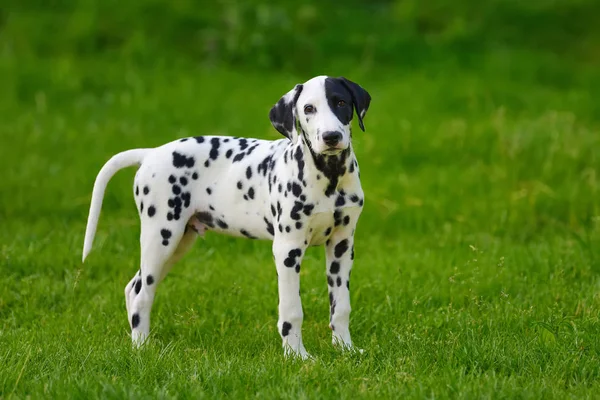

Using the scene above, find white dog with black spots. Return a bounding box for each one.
[82,75,371,359]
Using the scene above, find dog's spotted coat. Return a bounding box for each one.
[82,76,371,359]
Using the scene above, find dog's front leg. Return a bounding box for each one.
[325,214,359,350]
[272,238,310,359]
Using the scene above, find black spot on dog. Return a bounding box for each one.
[287,182,292,192]
[182,192,191,208]
[180,177,188,186]
[351,246,355,260]
[349,194,360,203]
[257,155,273,177]
[295,222,302,229]
[271,204,276,216]
[349,161,355,173]
[135,186,139,196]
[169,175,176,184]
[172,151,195,168]
[172,185,181,195]
[206,187,212,195]
[284,248,302,268]
[347,280,350,290]
[294,147,305,183]
[300,194,306,202]
[278,224,283,233]
[277,201,282,218]
[285,226,291,233]
[146,275,154,285]
[233,153,245,163]
[239,138,249,150]
[162,240,169,246]
[327,275,334,287]
[281,321,292,336]
[246,144,259,158]
[248,187,255,199]
[358,198,364,207]
[131,313,140,329]
[167,212,173,221]
[143,186,150,195]
[194,136,205,143]
[226,149,233,159]
[204,160,210,168]
[330,261,340,274]
[196,212,215,228]
[335,195,345,207]
[290,201,303,220]
[209,137,220,160]
[240,229,257,239]
[335,239,349,258]
[343,215,350,226]
[303,204,314,216]
[336,276,342,287]
[135,279,142,294]
[246,166,252,179]
[180,138,188,142]
[209,205,215,211]
[216,219,228,229]
[139,201,144,213]
[147,206,156,217]
[278,183,283,193]
[168,199,174,208]
[324,227,332,236]
[161,229,172,239]
[334,210,343,226]
[291,182,302,198]
[264,217,274,236]
[237,181,243,190]
[192,172,199,180]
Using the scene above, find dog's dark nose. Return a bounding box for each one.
[322,131,343,146]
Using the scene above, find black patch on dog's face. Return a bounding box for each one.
[324,78,354,126]
[325,77,371,132]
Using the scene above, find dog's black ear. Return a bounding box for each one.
[339,77,371,132]
[269,84,304,140]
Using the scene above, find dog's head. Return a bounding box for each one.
[269,76,371,155]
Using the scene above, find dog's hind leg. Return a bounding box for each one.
[126,219,197,346]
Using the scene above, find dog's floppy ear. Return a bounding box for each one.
[339,77,371,132]
[269,84,304,140]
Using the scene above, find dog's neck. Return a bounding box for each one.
[296,128,354,197]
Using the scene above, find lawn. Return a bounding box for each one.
[1,3,600,398]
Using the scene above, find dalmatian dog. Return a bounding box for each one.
[82,75,371,359]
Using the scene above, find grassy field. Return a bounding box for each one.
[1,4,600,398]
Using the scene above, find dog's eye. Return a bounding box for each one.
[337,100,346,107]
[304,105,315,114]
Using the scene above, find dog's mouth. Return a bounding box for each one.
[321,146,345,156]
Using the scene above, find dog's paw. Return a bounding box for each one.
[283,344,313,361]
[332,335,363,354]
[131,331,149,348]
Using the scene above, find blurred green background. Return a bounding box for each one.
[1,1,600,398]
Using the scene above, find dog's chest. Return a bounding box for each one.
[306,211,336,246]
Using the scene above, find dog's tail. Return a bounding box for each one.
[82,149,150,263]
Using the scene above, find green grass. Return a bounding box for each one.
[1,47,600,398]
